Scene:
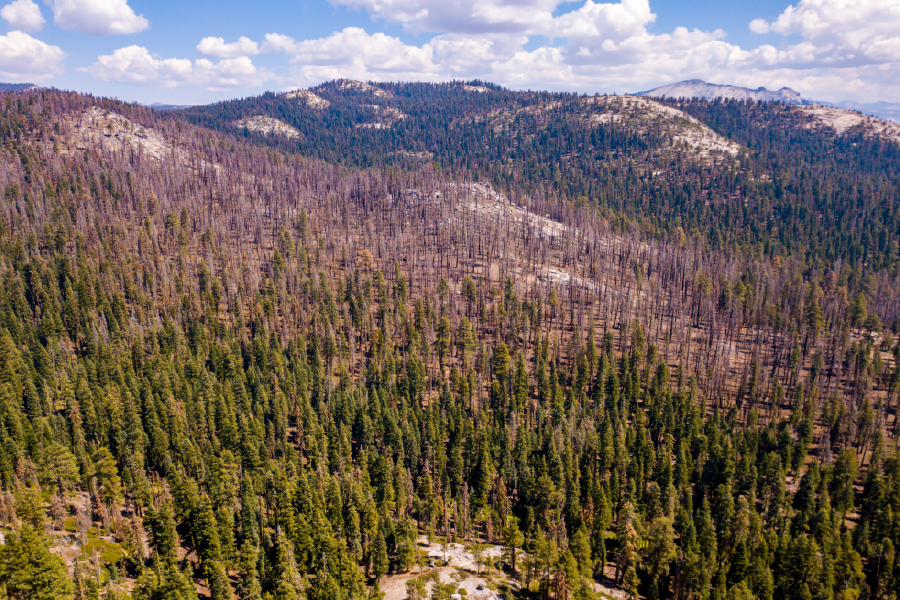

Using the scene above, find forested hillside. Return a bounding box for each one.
[0,87,898,600]
[179,80,900,279]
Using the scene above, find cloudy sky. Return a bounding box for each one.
[1,0,898,105]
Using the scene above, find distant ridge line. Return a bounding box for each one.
[0,82,40,92]
[636,79,802,105]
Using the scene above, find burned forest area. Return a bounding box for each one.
[0,83,899,600]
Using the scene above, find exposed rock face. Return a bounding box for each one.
[337,79,393,98]
[638,79,802,104]
[61,106,176,160]
[285,89,330,109]
[233,116,300,138]
[796,105,900,143]
[355,105,407,129]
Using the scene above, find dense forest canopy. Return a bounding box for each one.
[0,86,898,600]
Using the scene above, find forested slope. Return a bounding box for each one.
[0,87,898,600]
[179,81,900,280]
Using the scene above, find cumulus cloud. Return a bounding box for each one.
[752,0,899,45]
[218,16,743,93]
[247,0,750,92]
[289,28,436,72]
[265,28,441,86]
[87,46,192,86]
[316,0,747,92]
[311,0,899,100]
[1,0,45,31]
[196,56,273,90]
[96,0,899,102]
[430,34,527,77]
[87,46,273,89]
[259,33,297,54]
[747,0,900,70]
[196,36,260,59]
[551,0,654,42]
[329,0,561,35]
[209,29,452,85]
[44,0,148,36]
[0,29,64,81]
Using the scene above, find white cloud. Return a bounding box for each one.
[87,46,192,86]
[748,18,770,35]
[252,12,746,94]
[747,0,900,70]
[196,56,273,90]
[259,33,295,54]
[269,28,441,86]
[430,34,527,77]
[317,0,900,101]
[44,0,148,36]
[311,0,747,92]
[1,0,45,31]
[196,36,259,59]
[289,28,436,72]
[755,0,899,46]
[87,46,273,90]
[264,0,747,93]
[551,0,653,42]
[111,0,900,102]
[329,0,563,35]
[0,30,64,81]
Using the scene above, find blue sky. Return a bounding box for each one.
[1,0,898,105]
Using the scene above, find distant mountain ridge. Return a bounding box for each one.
[144,103,195,111]
[637,79,802,104]
[830,100,900,123]
[0,82,39,92]
[636,79,900,122]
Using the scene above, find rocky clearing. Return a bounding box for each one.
[356,105,408,129]
[339,79,394,98]
[797,105,900,144]
[588,95,741,156]
[381,537,508,600]
[233,115,301,138]
[379,536,628,600]
[60,107,178,160]
[285,89,331,109]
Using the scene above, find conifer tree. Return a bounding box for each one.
[0,526,73,600]
[503,515,525,575]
